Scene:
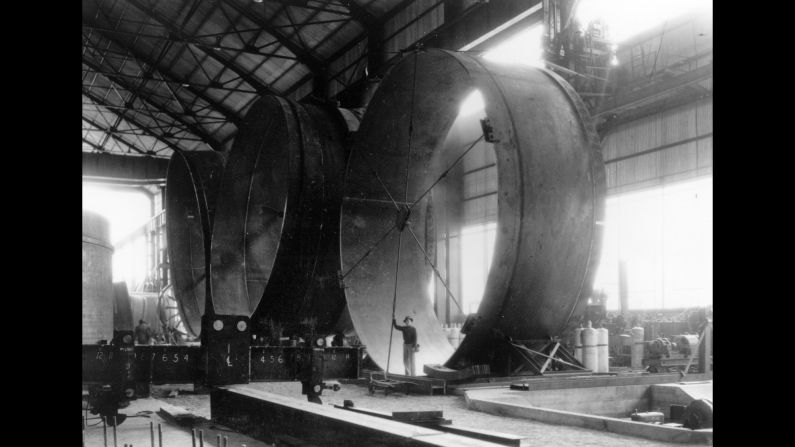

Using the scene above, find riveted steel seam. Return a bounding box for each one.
[466,54,526,328]
[537,68,605,334]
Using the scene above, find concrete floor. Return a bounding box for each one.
[163,381,693,447]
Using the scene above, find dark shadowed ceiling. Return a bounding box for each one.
[82,0,413,158]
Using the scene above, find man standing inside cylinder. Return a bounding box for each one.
[134,319,153,345]
[392,316,418,376]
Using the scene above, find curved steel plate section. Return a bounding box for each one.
[166,150,227,337]
[209,96,349,333]
[340,49,605,374]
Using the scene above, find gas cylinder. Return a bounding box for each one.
[447,323,458,348]
[597,327,609,373]
[573,327,584,363]
[631,326,645,369]
[582,321,598,372]
[446,324,458,348]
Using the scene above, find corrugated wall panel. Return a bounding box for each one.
[696,137,712,169]
[661,143,697,176]
[603,96,712,195]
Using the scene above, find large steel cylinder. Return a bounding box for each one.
[166,150,227,337]
[574,327,584,363]
[209,95,353,334]
[82,210,114,344]
[340,49,605,374]
[130,292,162,334]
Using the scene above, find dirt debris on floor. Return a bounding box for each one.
[82,396,272,447]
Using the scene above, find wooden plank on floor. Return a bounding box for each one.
[451,372,713,394]
[466,396,712,444]
[393,410,445,421]
[436,425,529,447]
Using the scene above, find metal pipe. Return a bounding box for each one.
[223,436,228,447]
[158,423,163,447]
[150,421,155,447]
[199,429,204,447]
[103,417,108,447]
[113,417,118,447]
[191,429,196,447]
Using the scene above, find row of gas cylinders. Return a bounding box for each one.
[573,323,646,372]
[444,324,466,348]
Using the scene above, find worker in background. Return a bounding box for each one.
[165,324,179,345]
[331,332,345,347]
[392,316,418,376]
[134,319,153,345]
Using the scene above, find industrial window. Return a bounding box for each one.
[82,183,152,287]
[482,24,544,67]
[461,222,498,314]
[576,0,712,43]
[593,176,713,310]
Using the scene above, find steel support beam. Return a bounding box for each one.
[211,386,498,446]
[597,90,712,135]
[220,0,324,73]
[82,137,108,153]
[345,1,378,27]
[423,0,543,52]
[84,23,243,125]
[126,0,279,96]
[595,62,714,117]
[284,0,415,97]
[83,115,150,156]
[83,57,223,149]
[316,0,544,101]
[83,87,184,154]
[323,0,416,68]
[83,152,170,182]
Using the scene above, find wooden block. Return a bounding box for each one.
[465,395,712,444]
[393,411,444,421]
[438,425,529,447]
[157,402,204,426]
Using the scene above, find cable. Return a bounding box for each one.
[409,134,485,212]
[386,51,419,379]
[384,230,403,379]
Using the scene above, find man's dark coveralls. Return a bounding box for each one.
[392,318,417,376]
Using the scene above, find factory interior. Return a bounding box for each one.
[81,1,713,445]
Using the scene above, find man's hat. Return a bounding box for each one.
[403,316,413,323]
